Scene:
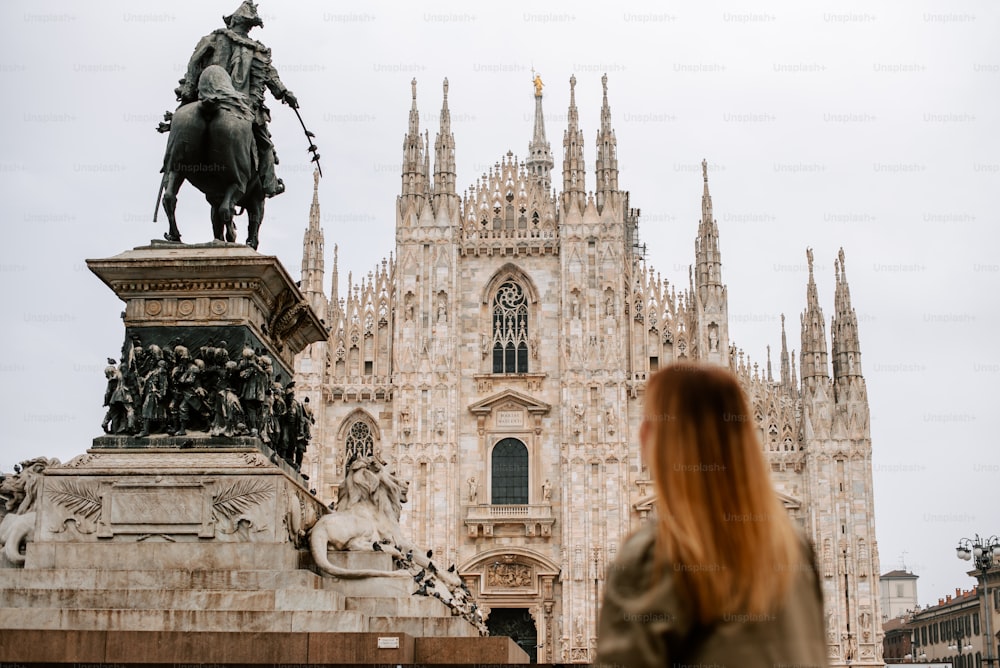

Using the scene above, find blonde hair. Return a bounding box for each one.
[643,362,803,625]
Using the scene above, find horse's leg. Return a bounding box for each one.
[246,194,264,250]
[208,195,224,241]
[220,183,243,243]
[161,172,185,242]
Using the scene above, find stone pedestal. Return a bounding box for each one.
[0,243,525,663]
[87,240,326,378]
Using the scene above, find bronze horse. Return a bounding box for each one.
[159,65,264,249]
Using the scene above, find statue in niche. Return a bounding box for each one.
[437,295,448,323]
[542,479,552,501]
[404,293,415,321]
[468,477,478,503]
[708,324,719,352]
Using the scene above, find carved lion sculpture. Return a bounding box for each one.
[309,454,413,578]
[0,512,35,566]
[309,455,485,631]
[0,457,57,566]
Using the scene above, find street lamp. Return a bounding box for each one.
[948,616,974,668]
[956,534,1000,667]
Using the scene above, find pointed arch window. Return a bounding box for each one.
[345,420,374,463]
[492,280,529,373]
[492,438,528,504]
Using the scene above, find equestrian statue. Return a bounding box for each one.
[155,1,320,249]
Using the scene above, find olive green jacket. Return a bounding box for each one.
[596,525,829,668]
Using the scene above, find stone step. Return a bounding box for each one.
[0,568,331,591]
[345,594,446,617]
[0,585,345,611]
[322,550,396,571]
[0,630,528,664]
[369,615,481,639]
[27,540,304,571]
[328,573,416,598]
[0,607,368,633]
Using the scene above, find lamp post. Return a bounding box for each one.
[956,534,1000,667]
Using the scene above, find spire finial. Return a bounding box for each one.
[602,72,608,97]
[533,71,544,97]
[313,167,320,193]
[411,78,417,100]
[442,77,449,101]
[806,247,815,279]
[702,158,709,183]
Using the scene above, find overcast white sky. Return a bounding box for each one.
[1,0,997,607]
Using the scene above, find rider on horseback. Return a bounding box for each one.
[174,1,297,198]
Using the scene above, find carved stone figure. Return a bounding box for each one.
[280,382,306,466]
[102,360,134,434]
[137,359,169,437]
[210,360,246,438]
[238,346,269,436]
[541,479,552,501]
[468,477,478,503]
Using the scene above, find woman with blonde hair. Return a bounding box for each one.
[597,362,828,667]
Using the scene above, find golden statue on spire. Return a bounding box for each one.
[533,72,544,97]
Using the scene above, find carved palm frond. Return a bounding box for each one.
[48,481,102,520]
[213,479,272,519]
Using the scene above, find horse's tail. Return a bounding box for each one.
[3,512,34,566]
[308,516,408,580]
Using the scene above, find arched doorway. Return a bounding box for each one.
[487,608,538,663]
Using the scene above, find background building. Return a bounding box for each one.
[293,76,883,665]
[882,569,920,621]
[908,588,984,667]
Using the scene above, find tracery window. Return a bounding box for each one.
[492,281,529,373]
[491,438,528,504]
[345,420,374,462]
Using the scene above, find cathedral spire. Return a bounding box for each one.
[562,74,585,212]
[780,313,791,389]
[526,71,554,192]
[300,168,325,314]
[594,73,619,210]
[799,248,829,382]
[400,78,427,199]
[328,243,341,324]
[831,248,863,381]
[694,159,723,297]
[433,77,457,208]
[692,160,729,365]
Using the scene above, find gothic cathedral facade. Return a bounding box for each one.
[294,75,883,666]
